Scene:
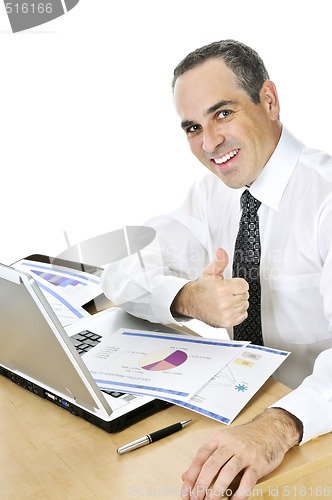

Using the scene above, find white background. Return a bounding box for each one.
[1,0,331,264]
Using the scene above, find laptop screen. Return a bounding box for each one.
[0,264,112,417]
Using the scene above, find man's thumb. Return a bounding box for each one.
[204,248,229,277]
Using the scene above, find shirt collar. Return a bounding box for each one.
[249,126,303,211]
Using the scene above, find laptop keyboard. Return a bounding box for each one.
[70,330,127,399]
[70,329,102,355]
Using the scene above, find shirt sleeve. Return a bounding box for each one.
[271,195,332,443]
[100,179,210,324]
[271,348,332,443]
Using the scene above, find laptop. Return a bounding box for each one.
[0,261,178,433]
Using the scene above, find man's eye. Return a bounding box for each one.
[186,124,201,134]
[217,110,232,119]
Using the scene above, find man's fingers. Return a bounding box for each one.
[181,444,218,499]
[181,437,235,500]
[232,468,260,500]
[233,310,249,327]
[228,278,249,295]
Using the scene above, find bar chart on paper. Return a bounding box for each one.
[13,260,102,327]
[139,349,188,371]
[31,270,87,295]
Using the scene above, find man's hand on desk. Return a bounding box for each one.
[171,248,249,329]
[181,408,303,500]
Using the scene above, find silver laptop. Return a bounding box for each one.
[0,262,177,432]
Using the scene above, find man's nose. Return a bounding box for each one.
[202,124,225,154]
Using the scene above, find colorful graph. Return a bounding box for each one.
[32,270,86,288]
[140,349,188,371]
[31,270,89,297]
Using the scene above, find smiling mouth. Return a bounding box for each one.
[212,148,239,166]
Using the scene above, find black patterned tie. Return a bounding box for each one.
[232,190,263,345]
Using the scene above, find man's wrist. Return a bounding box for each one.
[170,282,195,319]
[271,407,304,444]
[255,407,303,447]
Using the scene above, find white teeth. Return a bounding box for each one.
[214,149,239,164]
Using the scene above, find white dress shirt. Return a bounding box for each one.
[101,127,332,443]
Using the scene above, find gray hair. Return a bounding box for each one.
[172,39,269,104]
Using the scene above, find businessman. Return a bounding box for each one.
[101,40,332,499]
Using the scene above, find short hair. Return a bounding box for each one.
[172,39,269,104]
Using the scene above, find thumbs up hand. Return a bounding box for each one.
[171,248,249,328]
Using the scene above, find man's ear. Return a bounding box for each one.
[260,80,280,121]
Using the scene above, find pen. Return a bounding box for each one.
[117,419,192,455]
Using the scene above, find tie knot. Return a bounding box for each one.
[241,189,261,214]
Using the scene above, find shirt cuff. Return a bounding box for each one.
[270,385,332,444]
[150,276,190,325]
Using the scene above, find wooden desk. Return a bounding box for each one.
[1,376,332,499]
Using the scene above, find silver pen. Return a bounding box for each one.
[117,419,192,455]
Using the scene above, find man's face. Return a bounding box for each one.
[173,58,281,188]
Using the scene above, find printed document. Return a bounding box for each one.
[162,344,289,424]
[83,328,249,402]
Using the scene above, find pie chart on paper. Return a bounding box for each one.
[139,349,188,371]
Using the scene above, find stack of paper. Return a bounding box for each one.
[83,328,289,424]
